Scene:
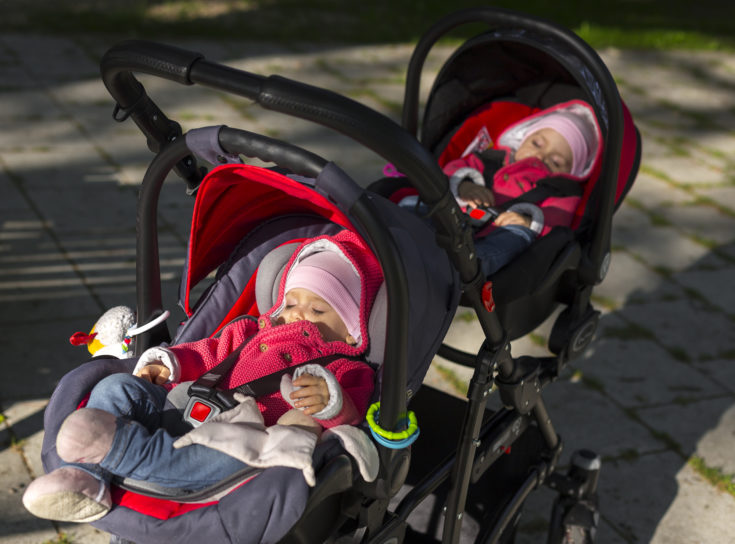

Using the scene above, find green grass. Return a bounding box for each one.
[42,533,75,544]
[432,362,469,396]
[689,455,735,497]
[3,1,735,51]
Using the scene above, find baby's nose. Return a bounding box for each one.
[284,307,304,322]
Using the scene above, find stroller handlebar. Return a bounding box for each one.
[101,40,450,203]
[100,38,493,314]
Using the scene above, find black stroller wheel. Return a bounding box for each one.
[548,306,600,360]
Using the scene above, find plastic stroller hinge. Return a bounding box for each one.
[482,281,495,313]
[366,402,419,449]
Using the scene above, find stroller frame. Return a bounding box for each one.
[89,6,628,544]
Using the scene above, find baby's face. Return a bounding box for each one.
[277,287,353,344]
[515,127,573,174]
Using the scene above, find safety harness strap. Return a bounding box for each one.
[182,331,362,426]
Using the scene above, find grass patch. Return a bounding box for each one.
[648,212,673,227]
[3,1,735,51]
[689,456,735,497]
[650,429,682,453]
[42,533,75,544]
[581,374,605,393]
[666,346,691,363]
[455,310,476,323]
[590,294,618,311]
[686,232,721,250]
[433,362,468,396]
[617,448,641,463]
[527,332,546,348]
[691,196,735,219]
[651,265,673,279]
[602,322,656,341]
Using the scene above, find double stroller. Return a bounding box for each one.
[39,7,640,544]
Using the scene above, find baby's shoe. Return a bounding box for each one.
[57,408,117,464]
[22,466,111,522]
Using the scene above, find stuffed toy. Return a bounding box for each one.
[69,306,136,358]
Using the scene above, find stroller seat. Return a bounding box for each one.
[372,25,641,357]
[40,153,460,543]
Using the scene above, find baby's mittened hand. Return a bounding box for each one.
[458,182,495,209]
[290,374,329,415]
[135,363,171,384]
[494,211,531,228]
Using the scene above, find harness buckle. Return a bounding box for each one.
[183,384,239,427]
[183,395,223,427]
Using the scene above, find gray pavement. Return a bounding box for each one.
[0,32,734,544]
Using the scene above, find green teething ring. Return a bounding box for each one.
[366,402,418,441]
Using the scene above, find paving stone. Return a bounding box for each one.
[0,88,58,128]
[578,336,726,407]
[593,250,683,308]
[2,142,117,188]
[0,446,59,544]
[0,221,107,324]
[623,171,694,208]
[0,174,31,215]
[541,376,664,458]
[692,358,735,395]
[675,266,735,314]
[695,403,735,475]
[614,220,714,272]
[697,184,735,214]
[0,318,104,400]
[22,184,138,234]
[650,463,735,544]
[55,524,111,544]
[2,35,99,82]
[616,299,735,361]
[655,202,735,246]
[643,154,725,186]
[599,451,688,544]
[637,396,734,459]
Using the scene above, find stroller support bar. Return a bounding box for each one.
[101,41,488,293]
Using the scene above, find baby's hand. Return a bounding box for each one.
[458,181,495,208]
[494,211,531,228]
[135,363,171,385]
[290,374,329,415]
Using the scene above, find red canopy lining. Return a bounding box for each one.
[183,164,355,316]
[437,101,537,168]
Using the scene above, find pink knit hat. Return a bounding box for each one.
[284,251,362,342]
[523,111,597,177]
